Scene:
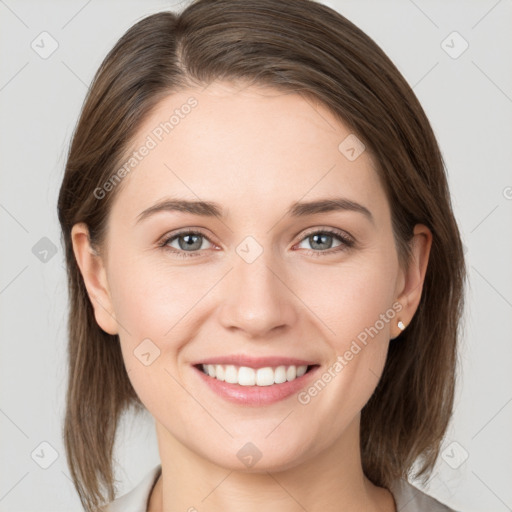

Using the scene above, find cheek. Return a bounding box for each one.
[109,253,210,343]
[110,276,191,415]
[293,249,398,347]
[292,251,398,415]
[107,257,223,405]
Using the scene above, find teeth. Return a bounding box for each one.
[201,364,309,386]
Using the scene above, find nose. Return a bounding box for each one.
[217,247,299,339]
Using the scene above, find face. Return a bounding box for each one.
[74,81,428,473]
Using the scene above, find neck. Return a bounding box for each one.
[148,417,396,512]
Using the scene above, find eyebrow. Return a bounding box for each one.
[135,196,374,225]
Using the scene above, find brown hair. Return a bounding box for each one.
[57,1,466,510]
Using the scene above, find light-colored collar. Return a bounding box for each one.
[104,464,456,511]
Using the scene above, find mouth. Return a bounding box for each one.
[192,361,321,406]
[194,363,320,387]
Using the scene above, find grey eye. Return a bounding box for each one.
[297,232,343,251]
[166,233,212,252]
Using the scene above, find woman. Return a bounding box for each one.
[57,0,466,510]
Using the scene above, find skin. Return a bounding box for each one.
[72,81,432,512]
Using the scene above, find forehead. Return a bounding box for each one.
[109,81,388,223]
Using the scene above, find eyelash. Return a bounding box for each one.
[158,228,355,259]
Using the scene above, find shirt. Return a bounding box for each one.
[102,464,457,512]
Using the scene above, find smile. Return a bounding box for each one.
[198,363,313,386]
[193,363,320,406]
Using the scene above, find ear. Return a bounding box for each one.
[71,223,119,335]
[391,224,432,339]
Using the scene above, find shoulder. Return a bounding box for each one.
[100,465,162,512]
[388,478,457,512]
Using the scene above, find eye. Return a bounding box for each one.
[159,230,214,258]
[295,228,354,256]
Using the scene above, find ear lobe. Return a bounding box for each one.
[393,224,432,337]
[71,223,119,335]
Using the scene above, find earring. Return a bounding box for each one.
[397,320,405,331]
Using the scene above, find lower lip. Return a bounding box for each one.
[193,365,320,406]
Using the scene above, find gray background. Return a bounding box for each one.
[1,0,511,510]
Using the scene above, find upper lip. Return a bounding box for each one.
[192,354,318,369]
